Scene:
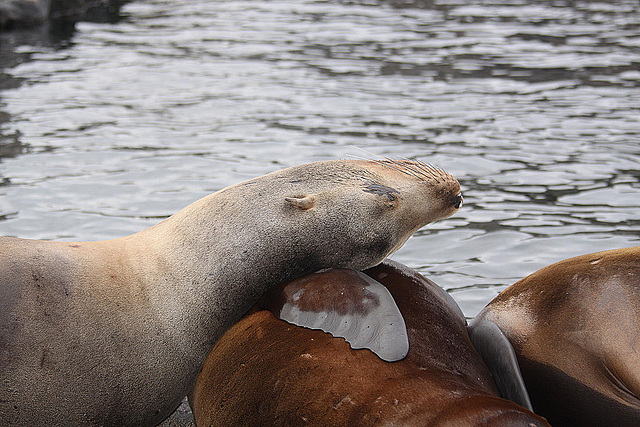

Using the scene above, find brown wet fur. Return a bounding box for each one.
[476,246,640,426]
[189,260,549,426]
[262,269,381,316]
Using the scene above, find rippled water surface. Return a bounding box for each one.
[1,0,639,316]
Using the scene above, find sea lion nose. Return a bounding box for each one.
[454,193,463,209]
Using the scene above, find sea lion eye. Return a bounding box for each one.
[363,184,399,203]
[454,193,463,209]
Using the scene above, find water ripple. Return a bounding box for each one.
[0,0,639,316]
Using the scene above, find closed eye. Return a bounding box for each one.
[363,184,399,202]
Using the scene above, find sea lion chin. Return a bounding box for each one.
[0,158,462,426]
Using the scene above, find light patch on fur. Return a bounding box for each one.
[488,296,538,346]
[333,395,357,411]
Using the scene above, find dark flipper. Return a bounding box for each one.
[268,269,409,362]
[468,318,533,411]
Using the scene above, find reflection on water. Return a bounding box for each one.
[0,0,639,316]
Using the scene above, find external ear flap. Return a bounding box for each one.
[285,195,316,210]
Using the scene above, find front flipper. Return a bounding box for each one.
[266,269,409,362]
[468,318,533,411]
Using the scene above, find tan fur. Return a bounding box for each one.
[189,260,549,427]
[476,246,640,426]
[0,159,461,426]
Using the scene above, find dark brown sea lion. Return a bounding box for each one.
[189,260,549,426]
[0,159,462,426]
[472,246,640,426]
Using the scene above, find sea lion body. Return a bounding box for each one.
[473,246,640,426]
[189,260,549,426]
[0,159,462,426]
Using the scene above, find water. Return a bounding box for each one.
[0,0,639,318]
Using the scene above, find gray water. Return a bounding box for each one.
[0,0,639,318]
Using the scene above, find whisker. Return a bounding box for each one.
[347,146,386,161]
[413,160,445,183]
[374,158,421,179]
[372,157,451,184]
[394,158,434,181]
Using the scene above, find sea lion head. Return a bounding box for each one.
[271,158,462,271]
[176,158,462,286]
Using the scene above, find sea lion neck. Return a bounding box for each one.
[131,159,462,340]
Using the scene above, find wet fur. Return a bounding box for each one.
[189,260,549,426]
[476,247,640,426]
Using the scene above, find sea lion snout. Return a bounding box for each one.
[454,192,463,209]
[367,159,462,221]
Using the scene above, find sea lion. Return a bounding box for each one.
[471,246,640,426]
[189,259,550,426]
[0,159,462,426]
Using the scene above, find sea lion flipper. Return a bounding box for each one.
[468,318,533,411]
[274,269,409,362]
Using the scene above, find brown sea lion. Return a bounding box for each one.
[189,259,549,426]
[471,246,640,426]
[0,159,462,426]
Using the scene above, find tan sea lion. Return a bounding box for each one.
[0,159,462,426]
[471,246,640,426]
[189,259,550,426]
